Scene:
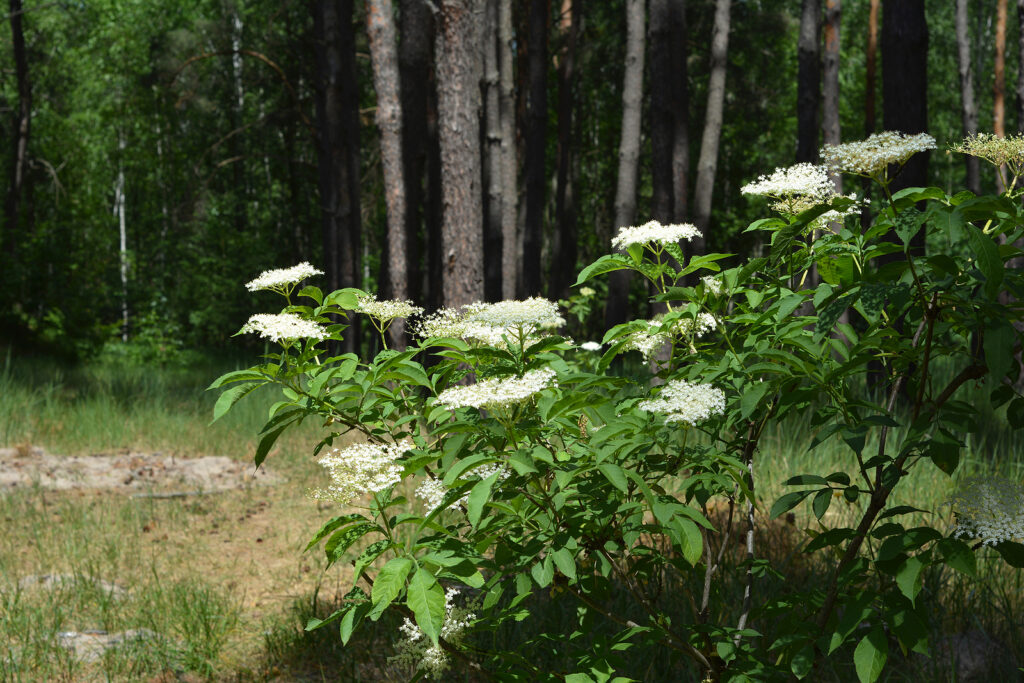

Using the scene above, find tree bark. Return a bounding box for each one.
[312,0,362,350]
[5,0,32,257]
[692,0,732,247]
[996,0,1008,192]
[366,0,408,347]
[823,0,841,196]
[483,0,504,302]
[436,0,485,307]
[862,0,879,231]
[671,0,690,224]
[521,0,549,297]
[650,0,675,221]
[548,0,580,301]
[956,0,981,194]
[499,0,518,300]
[882,0,928,245]
[604,0,646,329]
[1018,0,1024,133]
[796,0,821,164]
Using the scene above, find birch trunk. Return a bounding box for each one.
[604,0,645,329]
[5,0,32,256]
[956,0,980,194]
[115,135,128,343]
[692,0,732,247]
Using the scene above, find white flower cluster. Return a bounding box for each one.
[951,133,1024,177]
[622,314,717,361]
[637,379,726,426]
[701,276,724,297]
[611,220,702,250]
[240,312,328,343]
[948,475,1024,546]
[310,440,410,505]
[245,262,323,293]
[580,341,603,352]
[390,587,476,680]
[820,131,936,177]
[416,463,509,511]
[355,294,424,323]
[741,163,834,202]
[435,368,557,411]
[414,298,564,347]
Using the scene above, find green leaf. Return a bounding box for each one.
[210,382,262,424]
[740,381,772,420]
[574,254,635,286]
[896,556,925,604]
[1007,397,1024,429]
[551,547,578,582]
[369,557,413,620]
[339,602,371,645]
[890,607,929,656]
[995,541,1024,567]
[253,422,291,468]
[353,539,397,580]
[298,285,324,304]
[597,462,628,493]
[966,224,1004,298]
[675,518,704,566]
[770,490,813,519]
[324,287,365,309]
[207,369,267,390]
[853,626,888,683]
[407,568,446,645]
[812,488,833,521]
[305,513,367,551]
[791,644,814,679]
[324,523,377,567]
[531,554,554,588]
[467,470,500,528]
[936,538,976,577]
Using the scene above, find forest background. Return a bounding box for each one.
[0,0,1012,360]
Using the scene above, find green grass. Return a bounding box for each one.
[0,351,1021,680]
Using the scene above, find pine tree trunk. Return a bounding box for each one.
[312,0,362,350]
[671,0,690,224]
[5,0,32,257]
[482,0,505,302]
[1018,0,1024,133]
[995,0,1008,191]
[436,0,485,307]
[498,0,518,300]
[604,0,646,329]
[692,0,732,246]
[823,0,841,195]
[862,0,879,231]
[650,0,674,222]
[366,0,408,347]
[549,0,580,301]
[521,0,549,297]
[796,0,821,164]
[956,0,981,194]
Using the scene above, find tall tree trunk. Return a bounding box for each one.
[882,0,928,249]
[604,0,646,329]
[436,0,485,307]
[5,0,32,257]
[671,0,690,224]
[399,0,439,309]
[482,0,504,301]
[1018,0,1024,133]
[823,0,841,195]
[228,2,248,233]
[312,0,362,350]
[996,0,1008,191]
[115,135,128,343]
[862,0,879,231]
[797,0,821,164]
[956,0,980,194]
[499,0,517,300]
[650,0,675,222]
[366,0,408,347]
[549,0,580,301]
[521,0,549,297]
[692,0,732,248]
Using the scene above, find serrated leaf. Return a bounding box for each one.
[791,644,814,679]
[936,538,976,577]
[369,558,413,620]
[966,224,1003,298]
[598,462,628,493]
[305,513,367,551]
[995,541,1024,567]
[407,568,445,645]
[551,547,577,582]
[324,523,377,566]
[896,556,925,604]
[770,490,812,519]
[675,518,704,566]
[467,470,500,528]
[574,254,635,286]
[339,602,371,645]
[211,382,262,424]
[812,488,833,521]
[854,626,888,683]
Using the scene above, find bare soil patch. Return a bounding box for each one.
[0,445,281,494]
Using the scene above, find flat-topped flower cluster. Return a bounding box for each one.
[311,440,410,505]
[622,314,717,360]
[435,367,557,411]
[611,220,702,250]
[414,297,565,347]
[948,475,1024,546]
[821,130,936,177]
[245,262,323,294]
[415,462,509,511]
[950,133,1024,180]
[355,294,424,323]
[638,379,726,426]
[240,312,328,342]
[390,587,476,679]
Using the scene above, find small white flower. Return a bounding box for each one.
[416,463,509,511]
[245,262,323,293]
[701,276,724,296]
[311,441,410,505]
[621,314,717,360]
[240,313,328,342]
[390,587,476,680]
[435,368,557,411]
[414,299,564,347]
[579,286,596,297]
[580,341,602,352]
[637,379,726,426]
[611,220,702,250]
[741,163,834,201]
[947,475,1024,546]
